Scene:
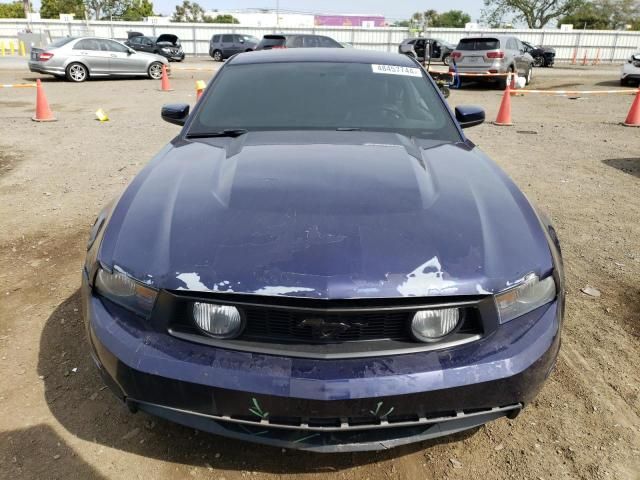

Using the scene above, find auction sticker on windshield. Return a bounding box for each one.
[371,64,422,77]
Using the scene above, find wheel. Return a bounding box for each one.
[65,62,88,82]
[533,57,544,67]
[620,78,629,87]
[525,65,532,85]
[148,61,163,80]
[442,54,450,66]
[212,49,223,62]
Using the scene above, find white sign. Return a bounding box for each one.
[371,64,422,77]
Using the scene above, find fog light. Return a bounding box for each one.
[411,308,460,342]
[193,303,243,338]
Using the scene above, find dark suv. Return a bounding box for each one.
[256,34,342,50]
[125,32,185,62]
[209,34,259,61]
[399,37,455,65]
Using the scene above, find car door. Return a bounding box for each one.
[414,39,426,60]
[514,38,528,73]
[430,40,442,60]
[101,39,142,75]
[139,36,156,54]
[72,38,110,75]
[221,35,235,56]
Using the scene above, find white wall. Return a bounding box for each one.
[0,19,638,61]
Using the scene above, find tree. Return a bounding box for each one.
[40,0,84,18]
[210,13,239,23]
[0,1,26,17]
[482,0,584,28]
[560,0,640,29]
[434,10,472,27]
[120,0,153,21]
[172,0,209,22]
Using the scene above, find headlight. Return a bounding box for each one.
[193,303,243,339]
[410,308,460,342]
[162,47,171,52]
[94,267,157,317]
[495,274,556,324]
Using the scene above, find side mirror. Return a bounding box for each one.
[455,105,485,129]
[161,103,190,126]
[127,48,135,55]
[239,39,245,44]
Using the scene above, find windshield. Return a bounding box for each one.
[242,35,258,42]
[457,38,500,51]
[189,62,460,141]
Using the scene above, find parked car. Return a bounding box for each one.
[399,37,455,65]
[28,36,169,83]
[255,34,342,50]
[621,52,640,86]
[209,34,259,61]
[83,48,564,452]
[521,41,555,67]
[451,35,535,88]
[125,32,185,62]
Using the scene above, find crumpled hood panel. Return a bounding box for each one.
[99,133,552,298]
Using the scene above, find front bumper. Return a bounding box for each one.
[160,51,185,61]
[82,274,561,452]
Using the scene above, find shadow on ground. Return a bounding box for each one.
[1,424,107,479]
[38,290,478,474]
[603,158,640,178]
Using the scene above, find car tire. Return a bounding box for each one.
[442,54,450,66]
[66,62,88,82]
[212,50,223,62]
[148,61,163,80]
[620,78,629,87]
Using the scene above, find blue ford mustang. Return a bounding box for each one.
[82,49,564,452]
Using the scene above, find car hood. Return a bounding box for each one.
[99,132,553,299]
[156,34,180,46]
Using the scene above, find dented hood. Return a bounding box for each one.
[99,132,553,298]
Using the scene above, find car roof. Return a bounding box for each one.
[459,35,517,42]
[229,48,418,66]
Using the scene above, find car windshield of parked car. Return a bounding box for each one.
[189,62,460,141]
[241,35,258,42]
[457,38,500,50]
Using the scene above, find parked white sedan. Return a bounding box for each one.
[28,36,169,83]
[621,53,640,86]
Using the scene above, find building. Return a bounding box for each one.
[204,9,315,28]
[204,9,385,28]
[314,14,385,28]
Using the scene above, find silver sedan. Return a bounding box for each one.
[28,36,170,82]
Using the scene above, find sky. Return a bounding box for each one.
[150,0,485,22]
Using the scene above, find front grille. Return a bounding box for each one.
[241,307,412,343]
[160,291,493,358]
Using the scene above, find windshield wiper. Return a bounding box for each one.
[186,129,248,138]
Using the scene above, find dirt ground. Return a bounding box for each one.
[0,57,639,480]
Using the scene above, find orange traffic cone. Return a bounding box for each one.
[195,80,206,100]
[623,89,640,127]
[32,79,56,122]
[159,65,173,92]
[494,76,513,126]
